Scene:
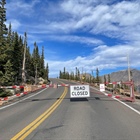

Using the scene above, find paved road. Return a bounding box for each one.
[0,79,140,140]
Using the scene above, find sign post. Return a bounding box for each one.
[70,85,90,98]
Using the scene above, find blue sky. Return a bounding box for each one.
[5,0,140,78]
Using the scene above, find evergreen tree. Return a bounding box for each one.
[96,68,100,85]
[0,0,8,77]
[63,67,66,79]
[70,72,74,80]
[25,47,32,80]
[104,75,107,85]
[74,67,80,81]
[17,35,24,82]
[108,74,111,83]
[0,1,48,86]
[59,70,62,79]
[91,70,95,84]
[75,67,78,81]
[1,60,15,86]
[77,69,80,81]
[65,72,69,80]
[40,46,45,78]
[45,63,49,80]
[0,0,7,47]
[6,23,12,61]
[107,74,112,88]
[12,32,22,82]
[32,42,40,83]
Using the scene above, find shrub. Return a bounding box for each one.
[0,89,13,97]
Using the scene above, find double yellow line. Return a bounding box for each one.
[11,87,68,140]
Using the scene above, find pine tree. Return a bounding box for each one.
[0,0,48,85]
[70,72,74,80]
[25,47,32,81]
[91,70,95,84]
[1,60,15,86]
[12,32,22,82]
[77,69,80,81]
[0,0,7,46]
[104,75,107,85]
[107,74,112,88]
[66,72,70,80]
[96,68,100,85]
[0,0,8,77]
[63,67,66,79]
[6,23,12,61]
[108,74,111,83]
[45,63,49,80]
[32,42,40,84]
[59,70,62,79]
[40,46,45,78]
[75,67,78,81]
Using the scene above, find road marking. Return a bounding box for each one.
[0,88,47,110]
[112,97,140,115]
[11,87,68,140]
[90,86,140,115]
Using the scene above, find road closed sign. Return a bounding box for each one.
[70,85,90,98]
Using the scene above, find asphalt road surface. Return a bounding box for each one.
[0,79,140,140]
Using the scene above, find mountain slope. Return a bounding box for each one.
[100,69,140,86]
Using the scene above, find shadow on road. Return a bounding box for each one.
[19,97,71,103]
[70,98,88,102]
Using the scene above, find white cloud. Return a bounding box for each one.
[6,0,140,43]
[5,0,140,77]
[47,35,103,45]
[6,19,21,31]
[60,0,140,42]
[111,1,140,26]
[90,44,140,67]
[61,0,93,18]
[6,0,40,16]
[47,44,140,77]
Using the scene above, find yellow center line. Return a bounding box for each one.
[11,87,68,140]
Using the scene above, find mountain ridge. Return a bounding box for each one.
[100,69,140,86]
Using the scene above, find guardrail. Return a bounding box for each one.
[0,83,71,105]
[0,85,24,89]
[0,85,47,105]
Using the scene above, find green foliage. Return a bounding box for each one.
[59,67,80,81]
[75,67,80,81]
[0,1,49,86]
[43,80,48,84]
[95,68,100,84]
[104,75,106,84]
[0,0,8,75]
[0,88,13,97]
[59,67,99,85]
[0,60,15,86]
[108,74,111,82]
[107,74,112,88]
[45,63,49,80]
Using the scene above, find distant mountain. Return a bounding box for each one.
[100,69,140,86]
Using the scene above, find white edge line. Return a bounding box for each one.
[0,88,47,110]
[112,97,140,115]
[90,86,140,115]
